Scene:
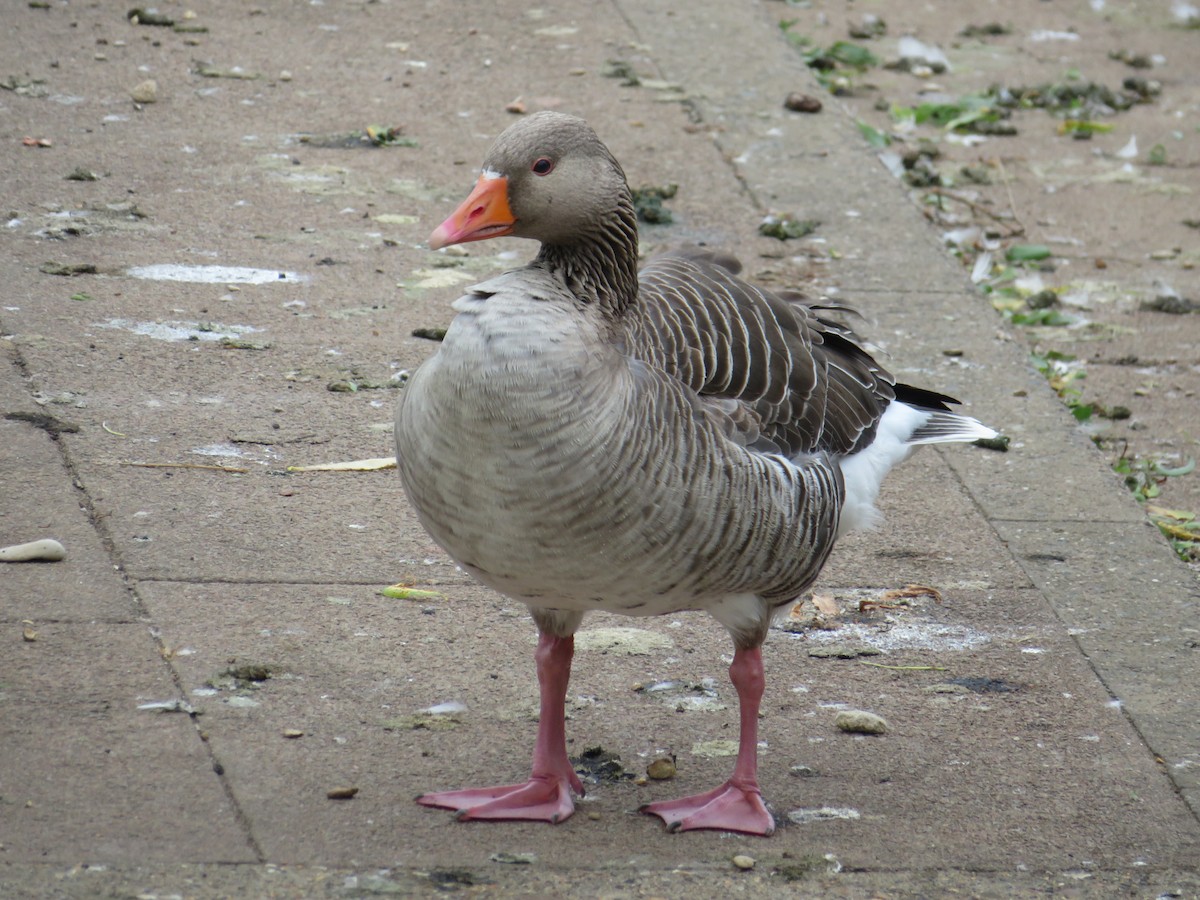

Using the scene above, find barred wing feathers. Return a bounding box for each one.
[626,249,898,458]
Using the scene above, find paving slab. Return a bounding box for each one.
[0,358,137,623]
[2,861,1199,900]
[992,519,1200,806]
[134,580,1200,873]
[0,0,1197,896]
[820,450,1036,590]
[0,623,256,864]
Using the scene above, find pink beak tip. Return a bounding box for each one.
[428,221,455,251]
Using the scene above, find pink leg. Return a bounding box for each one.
[417,631,584,823]
[640,645,775,836]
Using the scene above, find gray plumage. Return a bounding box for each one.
[395,111,995,651]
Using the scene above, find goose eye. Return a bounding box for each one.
[531,157,554,176]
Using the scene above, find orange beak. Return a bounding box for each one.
[428,174,515,250]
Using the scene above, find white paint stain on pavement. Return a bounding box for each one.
[97,319,262,342]
[127,264,308,284]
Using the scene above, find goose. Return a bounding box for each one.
[395,111,996,836]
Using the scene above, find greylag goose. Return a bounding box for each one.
[395,111,996,836]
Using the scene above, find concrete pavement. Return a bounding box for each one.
[2,0,1198,896]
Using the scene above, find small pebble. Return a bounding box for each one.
[732,854,756,870]
[784,92,822,113]
[646,756,677,780]
[835,709,889,735]
[1027,289,1059,310]
[0,538,66,562]
[130,79,158,103]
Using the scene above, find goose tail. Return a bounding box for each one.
[836,395,997,537]
[909,409,999,445]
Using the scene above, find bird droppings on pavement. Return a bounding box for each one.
[97,318,264,343]
[786,807,863,825]
[794,616,993,653]
[690,740,740,759]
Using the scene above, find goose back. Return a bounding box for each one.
[626,249,900,458]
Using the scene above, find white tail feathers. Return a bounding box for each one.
[909,410,999,445]
[836,401,996,537]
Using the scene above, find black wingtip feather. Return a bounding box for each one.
[894,382,961,412]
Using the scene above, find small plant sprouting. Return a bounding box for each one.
[1030,350,1094,422]
[779,20,878,93]
[1112,448,1195,503]
[1111,449,1199,561]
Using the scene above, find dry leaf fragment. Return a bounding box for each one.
[894,584,943,603]
[286,457,396,473]
[379,584,444,601]
[812,593,840,616]
[786,593,842,630]
[861,584,943,612]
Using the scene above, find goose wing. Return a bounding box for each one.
[626,249,903,457]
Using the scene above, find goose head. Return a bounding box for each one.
[429,112,632,251]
